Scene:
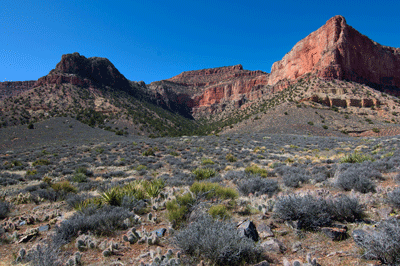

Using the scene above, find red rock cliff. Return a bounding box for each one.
[148,65,269,116]
[268,15,400,91]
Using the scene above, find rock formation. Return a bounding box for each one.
[35,52,131,90]
[268,15,400,94]
[148,65,270,117]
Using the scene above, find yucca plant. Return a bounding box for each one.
[101,187,123,206]
[145,179,164,198]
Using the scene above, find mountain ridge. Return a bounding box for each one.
[1,15,400,137]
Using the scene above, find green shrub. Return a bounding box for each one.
[32,159,50,166]
[135,165,147,171]
[245,165,268,178]
[226,153,237,162]
[372,128,380,133]
[166,193,196,228]
[192,167,217,180]
[72,172,87,183]
[201,158,215,165]
[190,182,238,200]
[209,204,230,219]
[169,151,179,156]
[142,148,155,156]
[51,181,77,194]
[26,170,37,176]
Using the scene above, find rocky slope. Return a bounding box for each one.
[268,15,400,95]
[0,81,36,100]
[0,53,201,137]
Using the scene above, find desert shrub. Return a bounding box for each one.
[237,176,278,196]
[340,152,374,163]
[166,172,196,187]
[53,205,135,244]
[353,218,400,265]
[245,164,267,177]
[192,167,217,180]
[223,170,247,182]
[311,165,331,182]
[328,194,364,222]
[66,193,93,210]
[175,215,263,265]
[273,194,364,231]
[0,200,11,219]
[30,188,58,202]
[166,193,196,228]
[108,170,127,177]
[142,148,155,156]
[72,172,87,183]
[388,187,400,208]
[201,158,215,165]
[273,194,331,230]
[32,159,50,166]
[51,181,78,194]
[208,204,230,219]
[275,165,310,188]
[190,182,238,200]
[25,241,62,266]
[335,166,376,193]
[226,153,237,162]
[0,172,24,186]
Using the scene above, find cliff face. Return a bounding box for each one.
[148,65,270,117]
[268,15,400,92]
[35,52,131,90]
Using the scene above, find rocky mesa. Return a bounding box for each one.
[148,65,270,118]
[268,15,400,94]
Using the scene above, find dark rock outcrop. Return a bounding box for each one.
[35,52,131,91]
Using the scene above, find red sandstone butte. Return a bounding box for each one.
[268,15,400,89]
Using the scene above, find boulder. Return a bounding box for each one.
[260,238,287,254]
[237,220,259,242]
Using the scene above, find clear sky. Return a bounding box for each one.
[2,0,399,84]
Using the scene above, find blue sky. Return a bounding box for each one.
[1,0,399,84]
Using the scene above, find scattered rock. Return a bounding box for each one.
[291,241,302,252]
[237,220,259,242]
[260,238,287,254]
[258,223,274,239]
[321,226,348,241]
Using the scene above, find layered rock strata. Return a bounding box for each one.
[268,15,400,92]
